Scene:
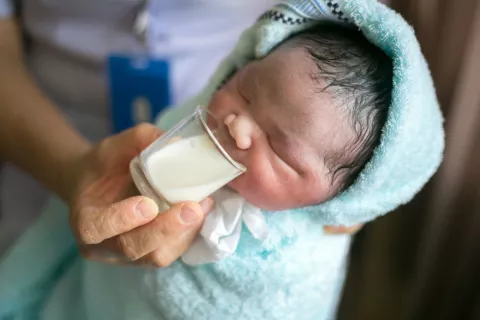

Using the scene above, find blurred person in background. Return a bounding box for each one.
[0,0,276,255]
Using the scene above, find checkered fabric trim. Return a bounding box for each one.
[258,9,310,25]
[326,0,349,23]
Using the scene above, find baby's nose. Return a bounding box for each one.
[223,114,254,150]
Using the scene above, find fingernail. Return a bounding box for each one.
[200,197,214,213]
[135,198,158,219]
[180,204,202,224]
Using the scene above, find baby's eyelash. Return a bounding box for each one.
[268,134,296,171]
[236,77,250,103]
[238,87,250,104]
[266,134,278,154]
[267,133,299,172]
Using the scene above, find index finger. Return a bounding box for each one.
[72,196,159,245]
[112,123,164,155]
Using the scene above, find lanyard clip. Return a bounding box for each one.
[134,9,148,42]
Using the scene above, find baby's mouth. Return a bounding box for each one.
[225,175,243,194]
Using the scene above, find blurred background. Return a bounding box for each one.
[337,0,480,319]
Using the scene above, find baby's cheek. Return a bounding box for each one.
[241,154,292,210]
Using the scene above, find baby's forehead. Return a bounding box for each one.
[256,49,347,127]
[279,97,353,160]
[250,46,354,162]
[251,48,323,112]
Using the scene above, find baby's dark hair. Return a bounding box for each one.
[293,22,393,191]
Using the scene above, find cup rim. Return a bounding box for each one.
[135,105,247,204]
[195,106,246,173]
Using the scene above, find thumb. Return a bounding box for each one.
[145,198,214,239]
[143,199,215,267]
[111,198,215,263]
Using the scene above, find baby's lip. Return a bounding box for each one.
[226,176,243,193]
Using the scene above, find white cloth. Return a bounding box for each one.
[182,188,269,265]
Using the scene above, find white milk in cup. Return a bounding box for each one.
[130,106,246,211]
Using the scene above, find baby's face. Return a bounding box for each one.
[208,44,354,211]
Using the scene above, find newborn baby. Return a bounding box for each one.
[212,21,392,211]
[81,22,393,320]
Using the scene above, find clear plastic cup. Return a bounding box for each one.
[130,106,246,211]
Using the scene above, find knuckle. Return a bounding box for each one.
[133,123,153,141]
[150,250,174,268]
[74,214,101,245]
[98,137,112,152]
[116,235,140,261]
[77,228,96,245]
[132,123,160,148]
[105,205,126,234]
[153,218,175,240]
[95,139,112,165]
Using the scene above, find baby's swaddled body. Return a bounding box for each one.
[80,21,395,320]
[81,189,352,320]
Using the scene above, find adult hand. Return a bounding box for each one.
[68,123,214,267]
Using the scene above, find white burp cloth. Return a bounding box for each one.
[182,188,269,265]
